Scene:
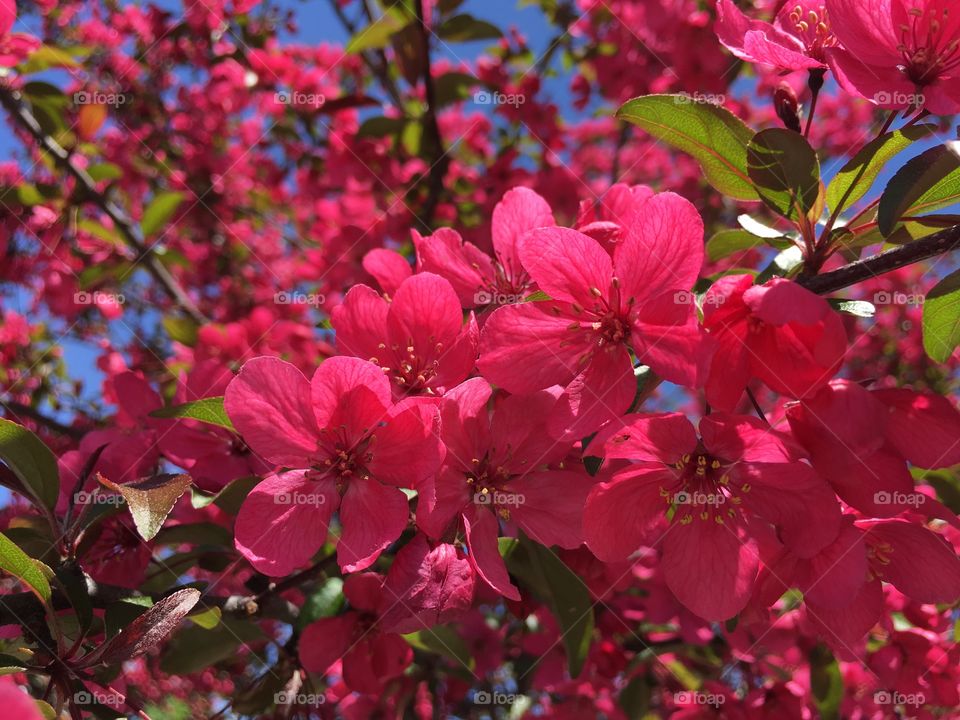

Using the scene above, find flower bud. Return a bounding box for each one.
[774,82,801,133]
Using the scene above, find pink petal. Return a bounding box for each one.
[546,346,636,441]
[583,467,676,562]
[518,227,613,308]
[742,29,824,69]
[235,471,337,576]
[331,284,389,363]
[704,315,752,412]
[700,413,805,463]
[311,356,392,434]
[224,357,320,466]
[439,378,493,470]
[337,480,410,573]
[413,227,492,307]
[489,386,568,469]
[804,579,883,653]
[387,272,465,352]
[362,248,412,296]
[0,678,42,720]
[343,633,412,694]
[743,279,831,326]
[508,469,592,548]
[491,186,555,282]
[748,308,846,401]
[586,411,697,464]
[874,389,960,468]
[797,520,868,608]
[824,0,899,66]
[662,512,759,621]
[464,505,519,600]
[615,192,704,304]
[0,0,13,37]
[367,398,444,486]
[478,302,589,393]
[415,467,472,539]
[379,534,476,633]
[861,520,960,604]
[430,311,478,393]
[787,380,887,455]
[826,47,914,106]
[343,572,385,612]
[299,614,357,673]
[631,292,713,387]
[734,461,841,558]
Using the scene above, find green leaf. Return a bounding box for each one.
[0,531,52,603]
[188,607,222,629]
[756,245,804,283]
[826,125,935,215]
[500,536,594,677]
[190,475,259,515]
[0,653,28,676]
[296,577,345,630]
[150,397,235,432]
[141,191,186,237]
[706,229,790,262]
[810,645,843,720]
[0,418,60,510]
[162,315,199,346]
[404,625,475,670]
[922,269,960,362]
[357,116,407,139]
[345,9,411,53]
[437,14,502,41]
[160,618,261,674]
[617,95,758,201]
[86,163,123,182]
[434,72,480,106]
[747,128,822,221]
[154,521,233,547]
[878,142,960,236]
[17,45,83,73]
[99,473,193,542]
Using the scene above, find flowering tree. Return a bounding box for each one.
[1,0,960,717]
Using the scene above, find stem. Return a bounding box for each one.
[0,86,209,325]
[803,69,826,139]
[798,223,960,295]
[745,388,768,424]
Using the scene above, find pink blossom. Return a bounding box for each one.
[478,192,712,439]
[224,356,443,575]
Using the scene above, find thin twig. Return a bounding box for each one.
[0,85,209,325]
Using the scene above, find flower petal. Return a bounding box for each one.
[224,357,319,466]
[235,471,337,576]
[662,512,759,621]
[337,480,410,573]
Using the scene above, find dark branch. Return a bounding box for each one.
[0,85,209,325]
[414,0,449,230]
[798,224,960,295]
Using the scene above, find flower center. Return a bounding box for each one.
[898,6,960,85]
[375,337,442,392]
[663,451,750,527]
[466,456,519,520]
[788,4,836,60]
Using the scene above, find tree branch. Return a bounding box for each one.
[798,224,960,295]
[0,85,209,325]
[414,0,449,230]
